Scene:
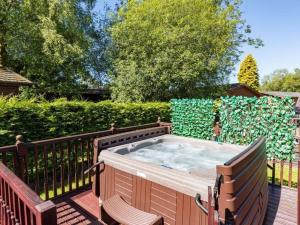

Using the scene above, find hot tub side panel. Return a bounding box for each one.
[99,164,210,225]
[216,137,268,225]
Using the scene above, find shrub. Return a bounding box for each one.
[0,97,170,146]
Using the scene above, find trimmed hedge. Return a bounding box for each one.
[0,98,170,146]
[220,96,295,160]
[171,99,215,139]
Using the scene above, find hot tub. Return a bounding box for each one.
[93,126,268,225]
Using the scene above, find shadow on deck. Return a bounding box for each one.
[53,188,102,225]
[53,185,297,225]
[264,185,297,225]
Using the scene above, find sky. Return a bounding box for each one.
[95,0,300,82]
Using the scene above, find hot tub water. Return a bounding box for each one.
[126,141,239,172]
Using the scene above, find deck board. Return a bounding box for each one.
[264,185,297,225]
[53,188,102,225]
[53,185,297,225]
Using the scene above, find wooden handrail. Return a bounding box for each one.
[0,145,16,153]
[0,162,56,225]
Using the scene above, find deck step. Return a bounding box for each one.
[102,195,163,225]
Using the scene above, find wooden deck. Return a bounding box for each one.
[264,185,297,225]
[53,188,102,225]
[54,185,297,225]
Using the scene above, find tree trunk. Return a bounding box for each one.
[0,19,7,67]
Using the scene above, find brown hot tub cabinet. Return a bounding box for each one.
[92,127,268,225]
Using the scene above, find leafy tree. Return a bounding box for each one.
[0,0,109,96]
[108,0,262,102]
[238,54,259,90]
[261,68,300,92]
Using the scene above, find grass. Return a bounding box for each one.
[40,177,90,200]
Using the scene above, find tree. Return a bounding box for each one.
[238,54,259,90]
[108,0,262,102]
[0,0,109,96]
[261,68,300,92]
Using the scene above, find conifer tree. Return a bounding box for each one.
[238,54,259,90]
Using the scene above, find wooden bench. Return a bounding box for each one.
[100,195,163,225]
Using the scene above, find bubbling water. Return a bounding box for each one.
[126,142,238,172]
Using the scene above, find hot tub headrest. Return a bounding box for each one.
[224,136,266,166]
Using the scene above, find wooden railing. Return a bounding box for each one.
[0,162,56,225]
[268,160,299,188]
[0,121,170,200]
[0,145,17,172]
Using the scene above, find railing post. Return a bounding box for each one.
[15,135,28,181]
[110,123,116,134]
[35,201,57,225]
[272,159,275,185]
[298,160,300,225]
[157,116,161,125]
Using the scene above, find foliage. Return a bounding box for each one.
[171,99,215,140]
[261,68,300,92]
[108,0,263,102]
[238,54,259,90]
[0,97,170,146]
[220,96,295,160]
[0,0,111,96]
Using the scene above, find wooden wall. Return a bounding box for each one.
[99,164,209,225]
[217,137,268,225]
[0,84,19,96]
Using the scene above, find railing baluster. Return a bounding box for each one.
[25,154,29,185]
[17,196,23,225]
[288,161,292,187]
[60,143,65,195]
[74,142,79,189]
[67,141,72,192]
[24,203,29,225]
[34,146,40,195]
[2,152,7,165]
[12,191,17,225]
[43,145,49,200]
[30,211,34,225]
[52,144,57,198]
[0,177,2,224]
[280,161,284,186]
[0,178,4,225]
[8,186,14,225]
[87,139,91,184]
[3,181,7,225]
[272,159,275,185]
[81,140,85,186]
[29,154,34,189]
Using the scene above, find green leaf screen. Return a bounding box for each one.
[219,96,295,160]
[171,99,215,139]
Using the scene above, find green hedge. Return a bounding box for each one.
[171,99,215,139]
[0,98,171,146]
[220,96,295,160]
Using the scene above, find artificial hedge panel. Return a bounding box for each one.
[220,96,295,160]
[0,98,171,146]
[171,99,215,139]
